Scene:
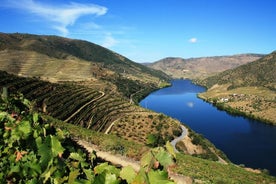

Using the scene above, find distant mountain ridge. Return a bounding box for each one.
[146,54,264,79]
[199,51,276,90]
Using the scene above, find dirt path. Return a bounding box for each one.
[170,125,188,153]
[76,139,192,184]
[77,139,141,172]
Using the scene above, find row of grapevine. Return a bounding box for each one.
[0,71,137,132]
[0,92,176,183]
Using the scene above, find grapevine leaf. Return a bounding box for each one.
[36,136,52,168]
[68,169,80,184]
[25,178,38,184]
[50,135,65,157]
[69,152,84,162]
[132,168,148,184]
[120,166,136,183]
[22,98,31,109]
[83,168,95,181]
[32,113,39,123]
[0,111,8,121]
[42,166,57,183]
[94,171,119,184]
[36,135,65,169]
[140,151,154,169]
[16,120,32,139]
[165,141,176,158]
[148,170,175,184]
[8,164,20,175]
[155,149,173,169]
[94,162,120,177]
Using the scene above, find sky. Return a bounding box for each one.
[0,0,275,63]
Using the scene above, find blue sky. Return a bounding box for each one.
[0,0,275,62]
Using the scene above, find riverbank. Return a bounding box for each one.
[197,85,276,125]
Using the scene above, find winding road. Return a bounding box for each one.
[170,125,188,153]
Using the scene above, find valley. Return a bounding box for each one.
[0,32,275,183]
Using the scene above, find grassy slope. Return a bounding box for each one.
[198,51,276,125]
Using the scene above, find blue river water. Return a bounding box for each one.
[140,79,276,175]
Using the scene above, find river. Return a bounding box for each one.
[140,79,276,176]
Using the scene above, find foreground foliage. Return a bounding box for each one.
[0,92,176,183]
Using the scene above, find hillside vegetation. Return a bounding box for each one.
[198,51,276,125]
[1,91,275,184]
[146,54,263,79]
[0,93,180,183]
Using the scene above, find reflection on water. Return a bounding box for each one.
[140,79,276,176]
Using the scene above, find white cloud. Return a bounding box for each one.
[3,0,107,36]
[189,37,197,43]
[102,33,118,48]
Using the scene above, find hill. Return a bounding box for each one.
[146,54,263,79]
[198,51,276,125]
[0,32,170,101]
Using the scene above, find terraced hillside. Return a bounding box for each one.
[198,51,276,125]
[1,70,234,163]
[0,71,182,145]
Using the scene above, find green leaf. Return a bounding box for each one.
[132,168,148,184]
[155,149,173,169]
[41,166,57,183]
[68,169,79,184]
[69,152,84,162]
[148,170,175,184]
[120,166,136,183]
[0,111,8,121]
[140,151,154,169]
[22,98,31,109]
[32,113,39,123]
[94,171,119,184]
[36,135,65,169]
[36,136,52,168]
[94,162,120,177]
[50,135,65,156]
[165,141,176,158]
[83,168,95,181]
[16,120,32,139]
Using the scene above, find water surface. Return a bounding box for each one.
[140,79,276,175]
